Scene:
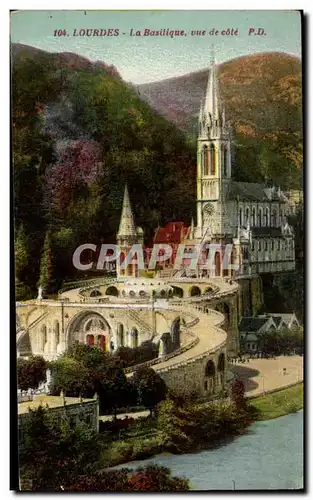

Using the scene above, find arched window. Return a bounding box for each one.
[210,144,216,175]
[239,208,243,226]
[252,207,256,227]
[117,323,124,347]
[41,325,47,351]
[277,240,281,251]
[258,208,263,226]
[252,241,255,251]
[132,327,139,348]
[202,145,209,176]
[245,208,250,226]
[54,321,60,345]
[272,210,277,227]
[258,240,262,251]
[97,335,106,351]
[271,240,275,251]
[265,240,268,251]
[222,145,228,177]
[265,207,269,226]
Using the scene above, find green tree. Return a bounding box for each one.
[230,379,247,411]
[17,356,47,391]
[96,362,130,418]
[51,357,90,397]
[156,397,197,453]
[15,224,29,282]
[19,405,101,491]
[38,231,54,293]
[132,367,167,416]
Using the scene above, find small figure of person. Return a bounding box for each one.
[283,368,286,375]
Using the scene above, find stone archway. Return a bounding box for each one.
[217,352,226,387]
[190,285,201,297]
[106,286,119,297]
[53,320,60,349]
[131,327,139,348]
[40,324,47,352]
[90,289,101,297]
[117,323,125,347]
[66,311,112,351]
[204,359,216,394]
[159,332,172,357]
[170,317,180,350]
[172,286,184,298]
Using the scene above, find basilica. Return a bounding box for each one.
[153,56,296,279]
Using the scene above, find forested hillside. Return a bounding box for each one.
[12,44,195,297]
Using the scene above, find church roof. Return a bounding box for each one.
[227,181,283,202]
[238,316,271,332]
[117,185,136,237]
[154,221,189,244]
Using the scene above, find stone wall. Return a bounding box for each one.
[18,399,99,450]
[157,348,227,398]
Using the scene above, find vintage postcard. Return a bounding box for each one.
[12,10,303,492]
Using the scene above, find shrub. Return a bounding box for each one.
[17,356,47,391]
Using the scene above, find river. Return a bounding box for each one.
[119,411,303,490]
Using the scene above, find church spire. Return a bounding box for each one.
[117,184,136,238]
[204,46,220,125]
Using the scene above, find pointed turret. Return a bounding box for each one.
[204,48,220,125]
[117,184,136,239]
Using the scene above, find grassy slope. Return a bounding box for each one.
[250,383,303,421]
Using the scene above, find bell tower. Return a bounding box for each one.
[195,49,232,239]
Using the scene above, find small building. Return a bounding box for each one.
[270,313,300,331]
[238,313,301,353]
[239,316,277,353]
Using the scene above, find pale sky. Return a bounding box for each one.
[10,10,301,84]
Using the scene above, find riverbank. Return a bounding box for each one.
[250,383,303,421]
[115,411,303,490]
[99,383,304,469]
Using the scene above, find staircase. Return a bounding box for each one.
[126,308,152,338]
[27,310,49,331]
[158,267,179,279]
